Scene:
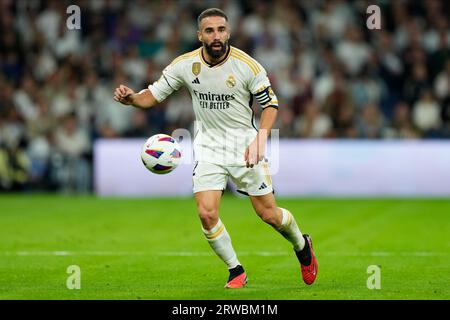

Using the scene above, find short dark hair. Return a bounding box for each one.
[197,8,228,29]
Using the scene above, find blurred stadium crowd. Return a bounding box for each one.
[1,0,450,192]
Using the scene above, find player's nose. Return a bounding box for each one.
[213,31,221,41]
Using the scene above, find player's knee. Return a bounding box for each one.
[197,205,219,229]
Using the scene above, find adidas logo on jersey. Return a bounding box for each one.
[192,77,200,84]
[258,182,267,190]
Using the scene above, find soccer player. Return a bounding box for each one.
[114,8,318,288]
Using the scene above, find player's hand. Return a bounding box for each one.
[245,136,266,168]
[113,85,135,105]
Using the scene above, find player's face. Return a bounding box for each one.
[197,16,230,59]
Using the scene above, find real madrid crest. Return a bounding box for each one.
[192,62,201,76]
[226,75,236,88]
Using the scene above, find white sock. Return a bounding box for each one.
[276,208,305,252]
[202,219,241,269]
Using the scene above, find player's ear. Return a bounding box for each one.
[197,30,202,42]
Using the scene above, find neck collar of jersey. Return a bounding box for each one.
[200,45,231,68]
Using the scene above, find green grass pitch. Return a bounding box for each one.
[0,194,449,300]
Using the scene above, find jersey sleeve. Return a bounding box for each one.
[247,64,279,110]
[148,62,184,103]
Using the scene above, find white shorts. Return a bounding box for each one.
[192,161,274,196]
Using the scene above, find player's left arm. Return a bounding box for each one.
[245,106,278,168]
[244,59,280,167]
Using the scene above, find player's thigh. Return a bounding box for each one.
[249,192,281,226]
[249,192,278,215]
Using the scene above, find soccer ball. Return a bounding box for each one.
[140,134,182,174]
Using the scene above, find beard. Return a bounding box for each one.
[204,40,228,59]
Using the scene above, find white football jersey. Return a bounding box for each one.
[148,46,278,166]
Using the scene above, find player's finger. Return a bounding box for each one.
[247,155,255,168]
[115,90,123,99]
[122,85,132,95]
[119,85,128,95]
[244,148,249,167]
[248,155,255,168]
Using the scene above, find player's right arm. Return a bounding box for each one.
[114,58,185,109]
[113,85,157,109]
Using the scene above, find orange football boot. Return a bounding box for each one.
[225,265,247,288]
[298,234,318,285]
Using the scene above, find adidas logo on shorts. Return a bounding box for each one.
[258,182,267,190]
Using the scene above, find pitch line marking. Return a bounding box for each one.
[0,251,447,257]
